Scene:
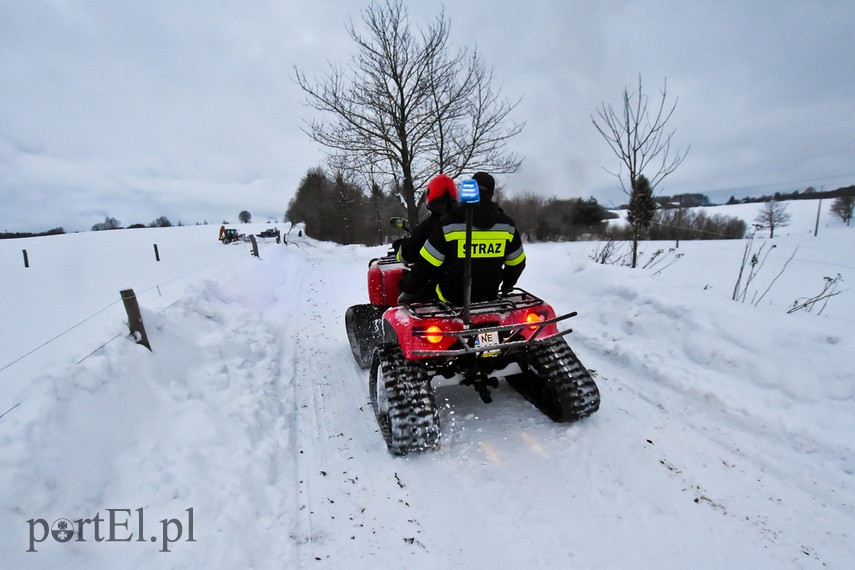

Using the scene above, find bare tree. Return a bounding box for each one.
[295,0,523,227]
[500,192,546,241]
[754,200,791,238]
[92,216,122,231]
[239,210,252,224]
[830,195,854,226]
[592,75,689,194]
[592,75,688,268]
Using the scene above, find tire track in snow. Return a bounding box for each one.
[575,336,845,567]
[284,247,429,567]
[275,247,319,555]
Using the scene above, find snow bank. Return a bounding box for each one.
[1,206,853,568]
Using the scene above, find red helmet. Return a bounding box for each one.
[424,174,458,206]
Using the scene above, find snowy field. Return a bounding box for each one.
[0,201,853,568]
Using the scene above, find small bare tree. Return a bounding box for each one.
[92,216,122,231]
[295,0,523,227]
[830,195,854,226]
[592,75,689,194]
[754,200,790,238]
[592,75,689,267]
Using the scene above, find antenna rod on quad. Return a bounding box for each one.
[463,204,473,327]
[458,178,481,328]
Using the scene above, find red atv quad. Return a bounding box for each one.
[346,190,600,455]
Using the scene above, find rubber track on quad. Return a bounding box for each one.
[370,346,440,455]
[511,336,600,422]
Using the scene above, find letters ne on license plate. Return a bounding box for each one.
[475,331,500,357]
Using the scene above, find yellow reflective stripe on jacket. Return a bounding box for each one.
[419,241,444,267]
[435,284,447,302]
[444,229,515,243]
[505,248,526,266]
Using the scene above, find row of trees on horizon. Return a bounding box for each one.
[284,165,854,246]
[42,172,850,243]
[3,177,850,242]
[284,166,755,246]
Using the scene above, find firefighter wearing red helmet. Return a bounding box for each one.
[395,174,459,264]
[399,171,526,305]
[424,174,459,212]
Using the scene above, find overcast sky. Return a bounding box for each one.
[2,1,853,232]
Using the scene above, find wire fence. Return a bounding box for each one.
[0,240,257,424]
[0,300,123,374]
[0,243,248,375]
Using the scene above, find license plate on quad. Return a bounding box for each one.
[475,331,500,357]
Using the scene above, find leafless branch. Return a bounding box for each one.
[294,0,523,225]
[592,75,689,194]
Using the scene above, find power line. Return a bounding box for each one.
[689,173,855,198]
[0,402,21,421]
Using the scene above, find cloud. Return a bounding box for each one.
[1,1,853,231]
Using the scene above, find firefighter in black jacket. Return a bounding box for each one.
[399,172,526,305]
[395,174,459,263]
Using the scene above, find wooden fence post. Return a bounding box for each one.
[22,249,29,268]
[250,235,259,258]
[120,289,151,350]
[153,244,160,261]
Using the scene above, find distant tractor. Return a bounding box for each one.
[219,226,242,244]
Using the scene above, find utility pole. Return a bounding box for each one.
[813,186,824,237]
[814,198,822,237]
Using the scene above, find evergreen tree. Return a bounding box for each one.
[287,168,331,240]
[571,197,608,229]
[626,175,656,267]
[286,166,396,245]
